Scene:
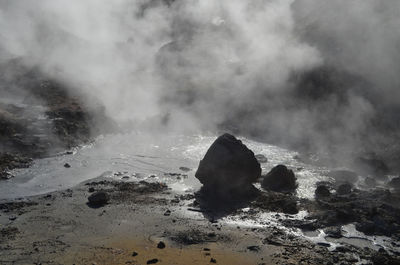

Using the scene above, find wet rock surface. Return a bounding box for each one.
[0,153,32,180]
[296,188,400,238]
[262,165,297,193]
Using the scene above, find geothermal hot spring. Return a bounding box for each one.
[0,132,322,199]
[1,131,399,255]
[1,0,400,263]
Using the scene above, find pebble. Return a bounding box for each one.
[164,210,171,216]
[147,259,158,264]
[157,241,166,249]
[87,191,109,206]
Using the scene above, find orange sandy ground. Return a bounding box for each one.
[59,237,264,265]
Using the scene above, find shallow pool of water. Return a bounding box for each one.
[1,131,329,199]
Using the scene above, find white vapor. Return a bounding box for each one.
[1,0,400,170]
[0,0,320,128]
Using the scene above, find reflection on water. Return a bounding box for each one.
[1,131,329,199]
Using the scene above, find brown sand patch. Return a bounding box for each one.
[59,237,263,265]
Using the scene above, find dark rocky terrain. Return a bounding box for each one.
[0,59,115,179]
[1,171,399,265]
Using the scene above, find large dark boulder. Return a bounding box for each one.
[262,165,297,193]
[195,133,261,196]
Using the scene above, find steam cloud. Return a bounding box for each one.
[1,0,400,167]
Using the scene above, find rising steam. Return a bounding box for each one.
[1,0,400,168]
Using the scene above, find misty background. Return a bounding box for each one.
[1,0,399,172]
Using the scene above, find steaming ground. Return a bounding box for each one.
[2,0,400,169]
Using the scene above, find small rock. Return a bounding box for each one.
[0,171,14,180]
[203,248,211,251]
[164,210,171,216]
[170,198,180,203]
[333,246,350,253]
[255,154,268,163]
[324,226,342,238]
[9,216,17,221]
[179,167,191,172]
[210,258,217,263]
[315,185,330,198]
[207,232,216,238]
[157,241,166,249]
[355,221,375,235]
[247,245,260,252]
[88,187,95,193]
[87,191,109,207]
[64,163,71,168]
[262,165,297,193]
[147,259,158,264]
[132,252,138,257]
